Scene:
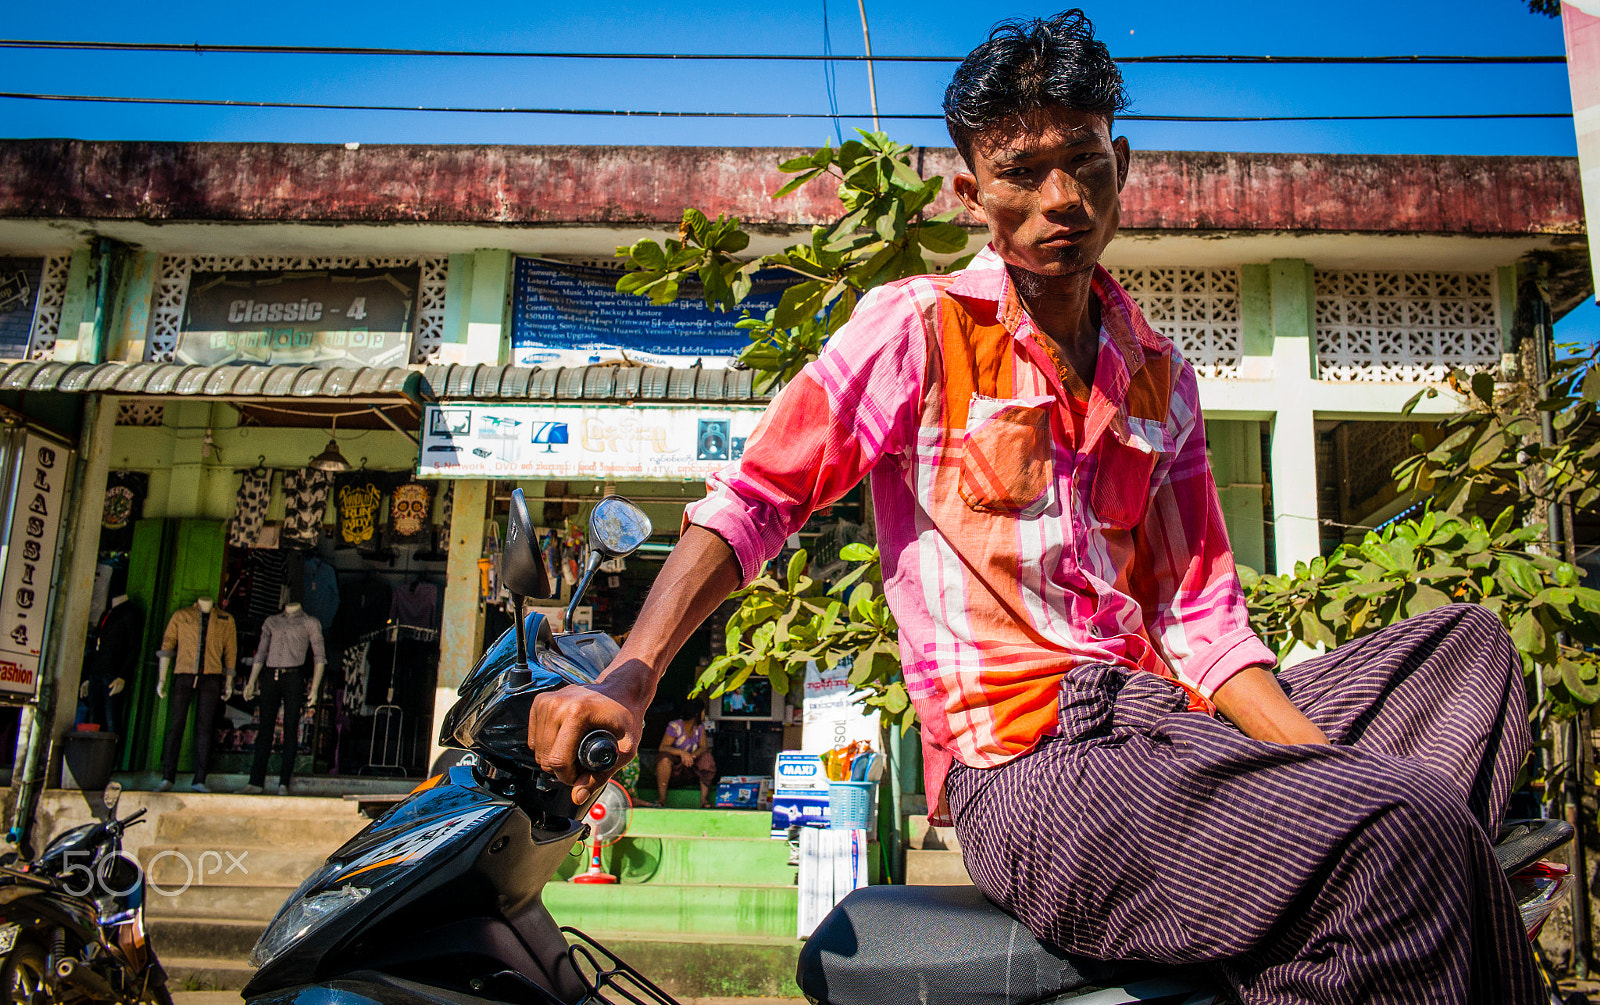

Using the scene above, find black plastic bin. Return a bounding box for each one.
[61,731,119,790]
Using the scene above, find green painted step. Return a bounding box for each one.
[542,882,798,940]
[557,833,797,886]
[621,808,773,838]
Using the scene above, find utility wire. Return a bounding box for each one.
[0,39,1568,64]
[0,91,1573,121]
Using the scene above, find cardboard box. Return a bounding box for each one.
[771,751,831,837]
[714,775,773,810]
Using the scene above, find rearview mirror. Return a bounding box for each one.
[103,781,122,813]
[502,488,553,600]
[588,496,653,559]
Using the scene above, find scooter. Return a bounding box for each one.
[0,781,173,1005]
[241,489,1582,1005]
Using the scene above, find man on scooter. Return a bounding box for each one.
[530,10,1542,1002]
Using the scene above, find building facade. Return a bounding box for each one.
[0,140,1586,796]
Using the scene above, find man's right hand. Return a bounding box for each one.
[528,657,653,806]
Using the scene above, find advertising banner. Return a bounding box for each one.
[0,258,44,361]
[176,267,421,367]
[511,258,791,369]
[1565,2,1600,303]
[417,402,765,479]
[0,432,69,698]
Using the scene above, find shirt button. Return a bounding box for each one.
[1088,625,1103,638]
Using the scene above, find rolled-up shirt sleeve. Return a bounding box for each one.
[1136,361,1278,697]
[684,284,927,585]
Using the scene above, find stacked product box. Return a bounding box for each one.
[771,751,831,837]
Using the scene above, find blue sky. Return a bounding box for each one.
[3,0,1595,336]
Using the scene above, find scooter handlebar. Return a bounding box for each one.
[576,730,619,774]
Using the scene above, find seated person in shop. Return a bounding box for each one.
[644,701,715,808]
[531,10,1540,1003]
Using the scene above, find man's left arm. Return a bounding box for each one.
[1136,367,1328,745]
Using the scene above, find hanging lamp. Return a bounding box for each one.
[309,413,352,472]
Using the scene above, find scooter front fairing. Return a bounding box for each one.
[243,763,589,1002]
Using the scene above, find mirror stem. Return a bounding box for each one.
[511,593,528,670]
[564,551,605,632]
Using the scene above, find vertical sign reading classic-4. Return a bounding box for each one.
[0,432,68,698]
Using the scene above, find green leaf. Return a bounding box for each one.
[1405,584,1453,617]
[1562,658,1600,704]
[1511,611,1546,654]
[917,222,970,254]
[786,550,808,592]
[1298,611,1336,650]
[1470,371,1495,405]
[839,543,878,562]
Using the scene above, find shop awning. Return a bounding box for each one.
[422,364,774,404]
[0,362,427,401]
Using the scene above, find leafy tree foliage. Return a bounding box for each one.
[1246,345,1600,708]
[615,130,972,390]
[692,545,912,731]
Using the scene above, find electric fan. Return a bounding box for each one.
[571,780,632,884]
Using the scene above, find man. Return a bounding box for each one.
[531,11,1540,1002]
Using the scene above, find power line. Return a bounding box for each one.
[0,39,1568,64]
[0,91,1574,121]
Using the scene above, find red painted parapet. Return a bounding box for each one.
[0,140,1582,236]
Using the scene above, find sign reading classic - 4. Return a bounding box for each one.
[177,267,421,367]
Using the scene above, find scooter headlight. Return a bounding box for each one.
[248,875,370,968]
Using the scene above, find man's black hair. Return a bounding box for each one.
[943,10,1130,168]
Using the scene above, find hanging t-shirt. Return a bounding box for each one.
[388,480,435,545]
[282,469,333,548]
[101,471,148,553]
[334,472,392,549]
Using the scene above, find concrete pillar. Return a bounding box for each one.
[51,250,94,364]
[1267,260,1322,571]
[107,252,161,363]
[435,250,511,366]
[1238,264,1275,380]
[44,395,119,763]
[431,479,489,770]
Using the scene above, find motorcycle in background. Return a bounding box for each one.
[0,781,172,1005]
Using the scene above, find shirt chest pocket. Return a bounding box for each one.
[1090,430,1162,530]
[959,395,1055,516]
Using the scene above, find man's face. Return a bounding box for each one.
[953,108,1131,278]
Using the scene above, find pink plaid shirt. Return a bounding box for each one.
[686,245,1275,821]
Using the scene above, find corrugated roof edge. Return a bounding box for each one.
[0,362,427,400]
[421,364,775,403]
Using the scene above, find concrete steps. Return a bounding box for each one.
[904,814,972,886]
[135,794,372,984]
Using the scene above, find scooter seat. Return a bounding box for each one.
[797,885,1169,1005]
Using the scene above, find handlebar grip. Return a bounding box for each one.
[576,730,619,774]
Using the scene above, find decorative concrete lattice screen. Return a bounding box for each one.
[148,256,449,364]
[116,401,166,426]
[25,255,73,361]
[1314,270,1500,383]
[1107,268,1243,378]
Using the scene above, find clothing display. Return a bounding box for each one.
[228,468,274,548]
[161,672,224,784]
[252,607,326,671]
[388,580,439,632]
[302,557,339,630]
[100,471,148,553]
[339,642,372,714]
[85,599,141,683]
[157,604,237,676]
[243,551,293,629]
[388,480,434,544]
[249,666,307,789]
[281,469,332,548]
[334,472,393,549]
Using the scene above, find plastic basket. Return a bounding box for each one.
[828,781,874,830]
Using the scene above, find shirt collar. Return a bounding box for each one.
[949,244,1173,448]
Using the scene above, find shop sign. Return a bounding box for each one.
[0,432,69,698]
[511,258,792,369]
[417,402,765,479]
[0,258,45,361]
[176,267,420,367]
